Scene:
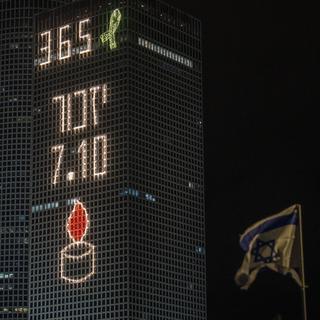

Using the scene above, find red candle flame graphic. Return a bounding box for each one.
[67,201,89,242]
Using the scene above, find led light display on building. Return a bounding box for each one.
[31,1,205,319]
[44,8,115,283]
[37,8,121,67]
[61,201,95,283]
[34,4,123,293]
[51,84,108,185]
[100,9,122,49]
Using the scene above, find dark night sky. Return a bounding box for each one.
[167,1,320,319]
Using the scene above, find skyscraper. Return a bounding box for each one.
[0,1,71,318]
[31,0,205,319]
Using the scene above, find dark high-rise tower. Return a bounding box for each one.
[31,1,205,319]
[0,1,71,318]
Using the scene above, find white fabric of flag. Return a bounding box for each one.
[235,204,302,289]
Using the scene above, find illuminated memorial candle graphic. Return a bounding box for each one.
[100,8,122,50]
[61,201,95,283]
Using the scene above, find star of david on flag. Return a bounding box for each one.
[235,204,303,290]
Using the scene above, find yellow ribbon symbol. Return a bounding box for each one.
[100,9,122,50]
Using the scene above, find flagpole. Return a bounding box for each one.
[298,204,308,320]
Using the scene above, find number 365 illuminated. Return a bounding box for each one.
[40,19,92,66]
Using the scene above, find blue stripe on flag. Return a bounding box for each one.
[240,212,298,251]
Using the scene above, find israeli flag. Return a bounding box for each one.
[235,204,302,289]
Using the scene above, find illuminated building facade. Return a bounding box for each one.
[31,0,205,319]
[0,1,71,318]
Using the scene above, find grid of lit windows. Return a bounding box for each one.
[0,1,71,319]
[128,2,205,319]
[31,1,129,319]
[31,0,206,320]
